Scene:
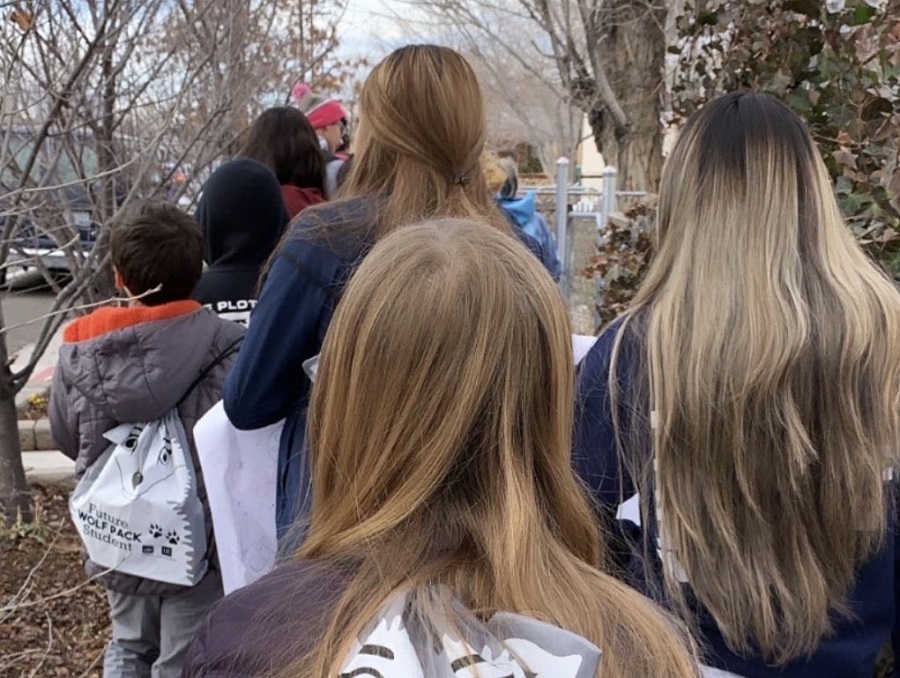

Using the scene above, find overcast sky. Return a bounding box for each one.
[336,0,427,61]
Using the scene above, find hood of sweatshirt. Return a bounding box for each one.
[195,158,289,269]
[58,302,244,422]
[499,191,539,230]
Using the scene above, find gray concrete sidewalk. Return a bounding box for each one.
[13,325,63,452]
[22,450,74,482]
[13,324,63,413]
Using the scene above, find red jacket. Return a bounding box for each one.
[280,185,325,219]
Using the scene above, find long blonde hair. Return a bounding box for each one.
[278,219,698,677]
[326,45,509,237]
[613,91,900,663]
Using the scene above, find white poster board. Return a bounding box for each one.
[194,402,282,594]
[195,335,601,596]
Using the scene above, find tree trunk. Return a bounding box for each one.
[0,301,32,524]
[592,0,667,192]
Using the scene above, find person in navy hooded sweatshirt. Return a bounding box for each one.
[574,91,900,677]
[192,158,288,326]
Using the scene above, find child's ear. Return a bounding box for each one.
[113,266,125,290]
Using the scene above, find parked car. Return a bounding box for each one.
[3,187,99,281]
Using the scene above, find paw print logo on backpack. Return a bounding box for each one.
[149,524,163,539]
[166,530,180,545]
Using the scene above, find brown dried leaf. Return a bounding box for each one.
[8,10,33,31]
[834,147,859,169]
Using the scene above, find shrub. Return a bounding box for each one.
[672,0,900,276]
[584,198,656,326]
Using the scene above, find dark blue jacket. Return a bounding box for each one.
[574,318,899,678]
[223,198,374,537]
[223,198,541,540]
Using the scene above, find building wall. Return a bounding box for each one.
[577,117,605,190]
[576,116,679,191]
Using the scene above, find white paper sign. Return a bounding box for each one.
[701,668,745,678]
[572,334,598,365]
[616,492,641,526]
[194,401,282,594]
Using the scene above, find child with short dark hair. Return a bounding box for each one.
[50,199,245,678]
[110,201,206,306]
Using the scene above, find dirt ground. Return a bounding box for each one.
[1,482,107,677]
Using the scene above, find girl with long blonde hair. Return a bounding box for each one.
[184,218,699,678]
[222,45,544,538]
[574,91,900,677]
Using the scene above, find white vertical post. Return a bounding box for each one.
[599,165,617,233]
[555,157,570,293]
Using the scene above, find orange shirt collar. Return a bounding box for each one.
[63,300,202,343]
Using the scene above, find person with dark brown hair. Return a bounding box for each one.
[49,199,244,678]
[110,201,205,306]
[239,107,327,214]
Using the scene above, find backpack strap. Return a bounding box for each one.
[176,337,243,408]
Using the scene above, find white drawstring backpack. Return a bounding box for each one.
[69,339,241,587]
[338,588,602,678]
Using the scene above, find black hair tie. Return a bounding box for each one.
[452,172,470,186]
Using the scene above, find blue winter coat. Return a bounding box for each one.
[498,192,561,280]
[574,318,900,677]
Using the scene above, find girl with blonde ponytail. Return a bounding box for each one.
[184,218,699,678]
[222,45,544,538]
[574,91,900,677]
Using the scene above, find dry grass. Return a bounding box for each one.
[0,483,107,677]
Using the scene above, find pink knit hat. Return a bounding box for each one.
[292,82,348,130]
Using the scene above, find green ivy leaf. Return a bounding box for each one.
[852,4,876,25]
[788,91,811,112]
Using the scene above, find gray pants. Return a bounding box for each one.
[103,570,222,678]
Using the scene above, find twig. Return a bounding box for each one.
[26,611,54,678]
[0,561,120,613]
[0,284,163,336]
[0,520,65,625]
[76,650,104,678]
[0,649,44,673]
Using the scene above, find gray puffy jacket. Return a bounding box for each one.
[49,302,245,596]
